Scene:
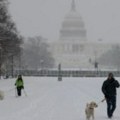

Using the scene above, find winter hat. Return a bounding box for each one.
[108,73,113,78]
[18,74,22,77]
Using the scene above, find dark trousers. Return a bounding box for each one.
[17,87,22,96]
[106,95,116,118]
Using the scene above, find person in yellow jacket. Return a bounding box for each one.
[15,75,24,96]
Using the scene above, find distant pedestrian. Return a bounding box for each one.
[102,73,120,118]
[15,75,24,96]
[0,90,4,100]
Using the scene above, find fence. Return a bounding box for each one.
[14,69,120,77]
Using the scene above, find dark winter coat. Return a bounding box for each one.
[102,78,120,98]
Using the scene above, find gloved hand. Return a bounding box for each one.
[21,86,24,89]
[105,94,110,99]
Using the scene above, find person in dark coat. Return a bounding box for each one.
[15,75,24,96]
[102,73,120,118]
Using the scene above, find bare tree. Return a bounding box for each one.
[21,36,54,70]
[0,0,23,77]
[99,45,120,69]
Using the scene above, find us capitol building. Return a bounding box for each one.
[49,0,117,69]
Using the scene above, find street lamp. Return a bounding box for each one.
[40,59,44,70]
[58,63,62,81]
[0,45,2,79]
[40,59,44,76]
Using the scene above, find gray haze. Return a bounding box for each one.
[9,0,120,43]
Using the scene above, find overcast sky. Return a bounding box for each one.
[9,0,120,43]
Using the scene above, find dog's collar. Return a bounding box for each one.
[89,107,94,109]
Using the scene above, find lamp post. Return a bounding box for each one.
[94,49,99,70]
[58,63,62,81]
[0,45,2,79]
[11,55,14,77]
[18,48,22,75]
[40,59,44,70]
[40,59,44,76]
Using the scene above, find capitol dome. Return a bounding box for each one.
[60,0,87,41]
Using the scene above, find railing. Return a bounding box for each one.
[12,69,120,77]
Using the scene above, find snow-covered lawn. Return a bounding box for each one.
[0,77,120,120]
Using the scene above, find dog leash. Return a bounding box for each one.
[5,87,16,93]
[97,98,106,105]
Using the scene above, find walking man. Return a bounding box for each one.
[102,73,120,118]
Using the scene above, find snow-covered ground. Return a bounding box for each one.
[0,76,120,120]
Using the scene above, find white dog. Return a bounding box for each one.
[0,90,4,100]
[85,101,98,120]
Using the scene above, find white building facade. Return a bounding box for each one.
[50,0,117,69]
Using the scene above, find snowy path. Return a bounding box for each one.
[0,77,120,120]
